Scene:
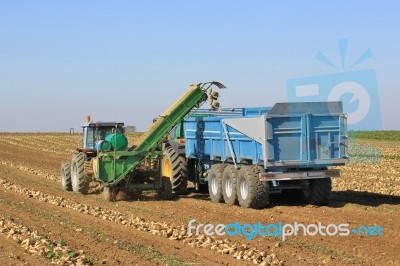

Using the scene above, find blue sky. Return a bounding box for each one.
[0,1,399,131]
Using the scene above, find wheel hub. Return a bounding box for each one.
[225,177,232,197]
[240,179,249,200]
[211,176,219,195]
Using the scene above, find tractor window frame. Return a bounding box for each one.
[83,126,95,149]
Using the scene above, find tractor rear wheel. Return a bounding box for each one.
[162,146,188,194]
[208,164,226,203]
[60,162,72,191]
[71,152,89,194]
[237,165,269,209]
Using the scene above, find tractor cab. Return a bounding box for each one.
[79,121,125,156]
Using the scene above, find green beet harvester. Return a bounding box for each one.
[60,82,226,201]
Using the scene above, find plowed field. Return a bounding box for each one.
[0,133,399,265]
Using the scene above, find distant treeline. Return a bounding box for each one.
[349,130,400,141]
[124,125,137,133]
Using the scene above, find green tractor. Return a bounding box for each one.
[61,121,126,195]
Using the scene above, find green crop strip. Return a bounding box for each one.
[349,131,400,141]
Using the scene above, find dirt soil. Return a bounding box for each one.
[0,133,399,265]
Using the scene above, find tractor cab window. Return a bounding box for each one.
[83,127,95,149]
[98,129,109,140]
[95,127,124,141]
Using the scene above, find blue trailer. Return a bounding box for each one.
[174,102,348,208]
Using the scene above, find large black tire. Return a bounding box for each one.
[302,178,332,205]
[237,165,269,209]
[60,162,72,191]
[158,176,173,200]
[71,152,89,194]
[208,164,226,203]
[162,147,188,194]
[103,186,118,202]
[222,165,238,205]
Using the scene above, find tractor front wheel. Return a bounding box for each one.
[71,152,89,194]
[60,162,72,191]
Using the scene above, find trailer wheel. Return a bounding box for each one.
[302,178,332,205]
[60,162,72,191]
[158,176,173,200]
[208,164,226,203]
[237,165,269,209]
[222,165,238,205]
[103,186,118,202]
[71,152,89,194]
[162,147,188,194]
